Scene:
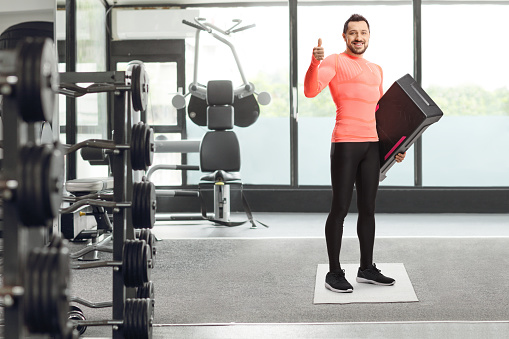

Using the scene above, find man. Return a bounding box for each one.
[304,14,406,293]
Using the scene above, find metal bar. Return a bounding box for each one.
[112,91,127,339]
[2,96,25,339]
[59,71,125,84]
[71,296,112,308]
[413,0,423,186]
[192,28,201,85]
[66,0,78,180]
[289,0,299,187]
[154,140,200,153]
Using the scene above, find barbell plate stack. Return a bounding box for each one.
[130,122,154,171]
[123,298,152,339]
[132,181,156,229]
[19,144,64,226]
[123,239,151,288]
[17,37,58,123]
[25,239,71,336]
[139,229,156,267]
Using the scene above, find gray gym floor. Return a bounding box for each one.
[143,213,509,339]
[67,212,509,338]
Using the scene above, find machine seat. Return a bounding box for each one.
[200,170,240,183]
[65,177,113,194]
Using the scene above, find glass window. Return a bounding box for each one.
[75,0,108,179]
[298,4,414,186]
[183,7,290,185]
[422,4,509,186]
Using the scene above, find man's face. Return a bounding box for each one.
[343,21,370,55]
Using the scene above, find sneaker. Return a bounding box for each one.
[325,270,353,293]
[356,263,395,286]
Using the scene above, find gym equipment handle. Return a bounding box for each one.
[182,19,208,31]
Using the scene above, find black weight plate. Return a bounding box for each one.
[136,182,145,228]
[39,38,58,122]
[131,65,141,111]
[36,247,51,332]
[27,146,48,226]
[139,182,148,229]
[18,146,30,224]
[142,241,151,283]
[131,65,148,112]
[43,145,64,220]
[148,181,156,229]
[17,39,38,121]
[54,245,71,335]
[140,229,155,268]
[138,181,147,229]
[144,126,154,170]
[136,122,146,171]
[20,145,45,226]
[123,299,135,339]
[137,123,148,171]
[142,182,154,229]
[135,240,144,287]
[139,65,149,112]
[233,94,260,127]
[68,308,87,336]
[19,38,56,122]
[136,281,154,300]
[123,240,132,287]
[130,123,141,171]
[131,183,140,228]
[19,145,36,225]
[24,248,40,331]
[187,95,207,126]
[34,145,52,225]
[69,305,83,314]
[135,182,147,229]
[132,182,142,228]
[42,247,58,333]
[139,229,154,258]
[140,298,152,339]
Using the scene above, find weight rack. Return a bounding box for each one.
[1,38,71,338]
[59,62,154,338]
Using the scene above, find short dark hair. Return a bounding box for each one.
[343,14,370,34]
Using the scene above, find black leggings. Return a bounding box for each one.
[325,142,380,272]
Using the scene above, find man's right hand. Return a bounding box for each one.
[313,38,324,61]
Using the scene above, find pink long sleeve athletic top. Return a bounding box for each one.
[304,52,383,143]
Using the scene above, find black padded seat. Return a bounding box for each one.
[200,131,240,172]
[200,170,241,183]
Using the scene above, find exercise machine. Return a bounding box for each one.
[164,18,270,227]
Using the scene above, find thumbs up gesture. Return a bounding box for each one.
[313,38,324,61]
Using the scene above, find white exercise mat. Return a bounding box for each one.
[314,263,419,304]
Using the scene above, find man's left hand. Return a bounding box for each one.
[395,152,406,163]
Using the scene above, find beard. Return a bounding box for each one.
[347,41,368,55]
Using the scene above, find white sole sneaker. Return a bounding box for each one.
[356,277,395,286]
[325,282,353,293]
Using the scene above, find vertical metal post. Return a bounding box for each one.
[413,0,423,186]
[289,0,299,187]
[112,91,127,339]
[2,97,25,339]
[66,0,77,180]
